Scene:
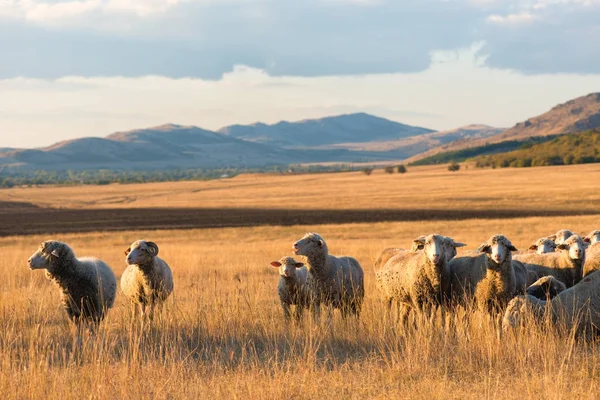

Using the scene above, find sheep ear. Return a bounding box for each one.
[270,261,282,267]
[318,240,324,247]
[146,242,159,256]
[508,245,518,252]
[294,262,304,268]
[51,249,60,258]
[124,248,131,256]
[557,244,569,251]
[584,237,591,243]
[547,235,557,241]
[453,242,467,248]
[529,244,538,251]
[411,236,426,251]
[477,244,491,253]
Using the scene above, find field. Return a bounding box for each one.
[1,164,600,399]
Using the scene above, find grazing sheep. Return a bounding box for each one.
[528,237,557,254]
[525,275,567,300]
[293,233,364,320]
[449,234,527,313]
[552,229,574,245]
[27,241,117,330]
[584,230,600,245]
[121,240,174,321]
[503,271,600,337]
[375,234,465,322]
[514,235,586,288]
[271,256,310,322]
[583,242,600,277]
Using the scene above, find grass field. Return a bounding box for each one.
[1,164,600,398]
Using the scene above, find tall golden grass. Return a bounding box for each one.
[2,213,600,399]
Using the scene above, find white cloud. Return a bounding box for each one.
[487,12,538,24]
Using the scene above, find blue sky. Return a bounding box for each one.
[1,0,600,147]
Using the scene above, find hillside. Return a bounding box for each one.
[473,128,600,168]
[218,113,434,148]
[409,92,600,163]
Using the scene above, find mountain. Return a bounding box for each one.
[409,92,600,163]
[218,113,434,148]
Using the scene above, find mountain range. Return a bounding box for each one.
[1,92,599,172]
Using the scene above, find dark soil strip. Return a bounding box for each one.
[0,206,598,237]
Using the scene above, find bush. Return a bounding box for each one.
[397,164,407,174]
[384,166,395,174]
[448,162,461,172]
[362,168,373,176]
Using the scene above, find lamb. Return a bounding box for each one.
[270,256,310,322]
[292,233,364,320]
[374,234,465,322]
[502,271,600,337]
[552,229,574,245]
[584,230,600,245]
[27,240,117,331]
[528,237,557,254]
[448,234,528,313]
[525,275,567,300]
[120,240,174,321]
[514,234,586,288]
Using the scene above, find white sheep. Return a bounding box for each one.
[121,240,174,321]
[375,234,465,323]
[583,242,600,277]
[503,271,600,338]
[552,229,574,245]
[293,232,364,320]
[584,230,600,245]
[448,234,528,313]
[270,256,310,322]
[528,237,557,254]
[525,275,567,300]
[27,240,117,331]
[514,234,586,288]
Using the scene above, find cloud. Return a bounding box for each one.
[487,12,538,24]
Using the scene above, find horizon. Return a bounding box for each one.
[1,1,600,148]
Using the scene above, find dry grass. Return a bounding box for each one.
[2,211,600,399]
[1,163,600,213]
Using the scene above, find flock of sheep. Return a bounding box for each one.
[26,228,600,339]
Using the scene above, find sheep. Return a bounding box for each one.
[525,275,567,300]
[27,240,117,332]
[270,256,310,322]
[514,234,586,288]
[374,234,465,323]
[552,229,574,245]
[528,237,557,254]
[292,232,364,320]
[502,271,600,338]
[583,242,600,277]
[448,234,527,314]
[120,240,174,322]
[374,236,463,271]
[584,230,600,245]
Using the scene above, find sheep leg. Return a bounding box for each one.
[295,305,304,324]
[281,302,291,322]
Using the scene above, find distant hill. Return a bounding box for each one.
[472,129,600,168]
[409,92,600,163]
[218,113,434,148]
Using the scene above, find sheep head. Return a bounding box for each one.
[584,230,600,245]
[27,240,73,272]
[477,234,517,265]
[412,234,447,266]
[293,232,327,257]
[553,229,574,245]
[442,236,466,262]
[529,237,557,254]
[271,256,304,278]
[556,234,586,260]
[126,240,159,265]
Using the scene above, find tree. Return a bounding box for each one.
[448,162,461,172]
[362,168,373,176]
[397,164,407,174]
[384,166,395,174]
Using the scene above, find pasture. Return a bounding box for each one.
[1,164,599,398]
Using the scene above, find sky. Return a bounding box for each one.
[1,0,600,148]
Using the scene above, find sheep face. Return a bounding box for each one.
[529,238,557,254]
[553,229,574,245]
[584,230,600,245]
[27,241,68,271]
[412,234,445,265]
[293,233,326,257]
[442,236,466,262]
[556,235,586,260]
[477,235,517,265]
[125,240,159,265]
[271,257,304,278]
